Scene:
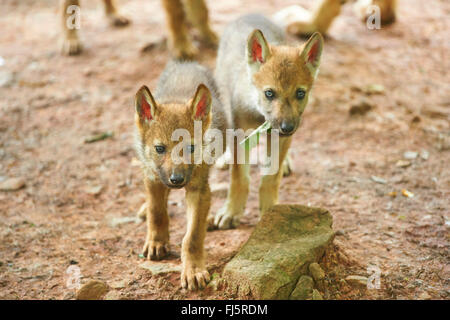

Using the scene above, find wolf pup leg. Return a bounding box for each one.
[182,166,211,290]
[142,179,170,261]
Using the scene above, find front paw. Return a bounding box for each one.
[142,239,170,261]
[213,207,241,230]
[181,264,210,290]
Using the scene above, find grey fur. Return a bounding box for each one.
[156,61,228,136]
[215,14,286,129]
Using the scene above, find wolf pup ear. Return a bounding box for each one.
[247,29,271,73]
[135,85,157,124]
[191,84,212,122]
[300,32,324,79]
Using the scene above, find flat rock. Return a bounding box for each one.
[139,261,182,275]
[222,204,334,299]
[75,280,109,300]
[0,177,25,191]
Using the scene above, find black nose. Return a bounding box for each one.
[280,121,295,134]
[169,174,185,185]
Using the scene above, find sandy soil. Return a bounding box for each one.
[0,0,448,300]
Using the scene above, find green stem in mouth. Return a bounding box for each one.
[240,121,272,151]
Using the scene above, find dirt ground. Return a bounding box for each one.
[0,0,448,300]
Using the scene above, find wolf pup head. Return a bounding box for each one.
[247,30,323,136]
[134,84,212,188]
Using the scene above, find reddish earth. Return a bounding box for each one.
[0,0,448,300]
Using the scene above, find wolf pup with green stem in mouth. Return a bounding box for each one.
[214,14,323,230]
[134,62,226,290]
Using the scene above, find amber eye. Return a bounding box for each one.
[155,145,166,154]
[296,89,306,100]
[264,89,275,100]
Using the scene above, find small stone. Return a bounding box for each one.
[104,291,122,300]
[139,261,182,275]
[75,280,109,300]
[309,263,325,281]
[85,185,103,196]
[371,176,387,184]
[403,151,418,160]
[0,70,14,88]
[345,275,368,287]
[420,150,429,160]
[312,289,323,300]
[395,160,411,168]
[0,177,25,191]
[290,275,314,300]
[364,84,385,95]
[401,189,414,198]
[419,292,432,300]
[110,280,126,289]
[108,216,139,228]
[349,100,373,116]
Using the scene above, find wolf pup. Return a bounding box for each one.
[214,14,323,230]
[134,62,226,290]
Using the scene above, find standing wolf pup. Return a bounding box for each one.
[214,14,323,230]
[134,62,226,290]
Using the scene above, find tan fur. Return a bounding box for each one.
[60,0,129,56]
[135,62,226,290]
[214,15,323,230]
[60,0,217,58]
[275,0,397,37]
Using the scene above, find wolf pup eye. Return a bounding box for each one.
[296,89,306,100]
[264,89,275,100]
[155,145,166,154]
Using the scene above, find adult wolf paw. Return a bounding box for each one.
[142,239,170,261]
[61,37,83,56]
[214,208,241,230]
[181,265,210,290]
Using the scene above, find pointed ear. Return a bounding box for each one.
[191,84,212,122]
[135,85,157,124]
[247,29,271,73]
[300,32,324,78]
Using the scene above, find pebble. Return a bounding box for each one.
[403,151,418,160]
[371,176,387,184]
[139,261,182,275]
[75,280,109,300]
[0,177,25,191]
[309,263,325,281]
